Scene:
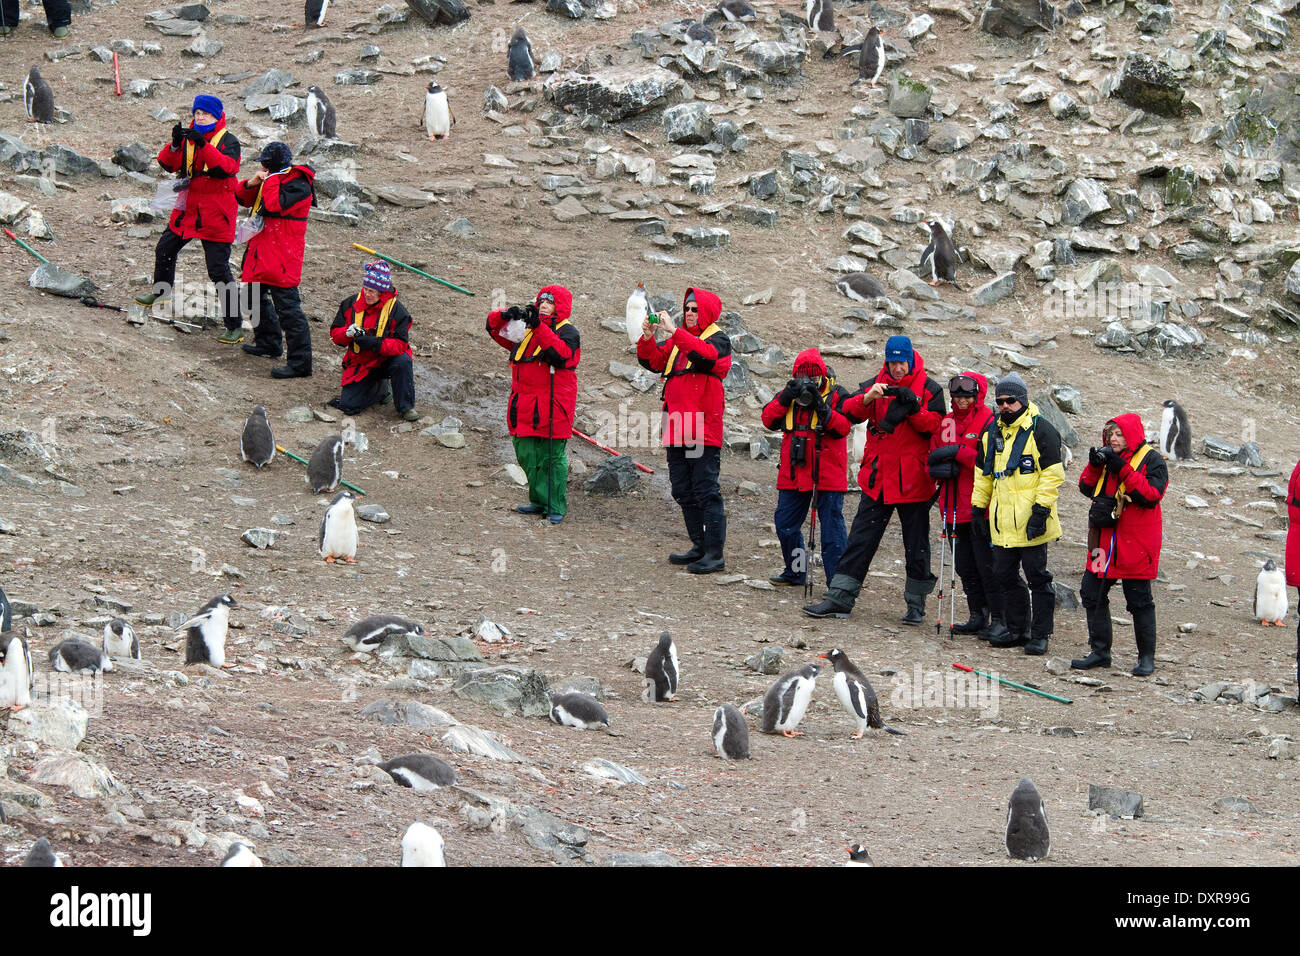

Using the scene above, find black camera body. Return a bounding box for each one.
[792,376,821,407]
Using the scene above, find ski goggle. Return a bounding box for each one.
[948,375,978,397]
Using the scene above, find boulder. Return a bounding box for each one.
[240,69,296,97]
[29,263,96,299]
[513,806,588,860]
[1088,783,1144,818]
[581,758,647,785]
[111,142,154,173]
[745,41,806,75]
[28,752,124,798]
[585,455,641,495]
[358,699,459,729]
[1061,178,1111,226]
[41,144,100,177]
[451,666,551,717]
[888,76,932,118]
[979,0,1057,36]
[547,0,586,16]
[746,645,784,674]
[442,724,526,762]
[544,66,684,121]
[1031,389,1079,447]
[971,272,1015,305]
[405,0,471,25]
[7,698,89,750]
[663,102,715,145]
[1112,52,1184,117]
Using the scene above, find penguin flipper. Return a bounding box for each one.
[919,239,935,270]
[883,724,906,736]
[839,42,862,57]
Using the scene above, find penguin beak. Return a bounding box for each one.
[817,652,829,660]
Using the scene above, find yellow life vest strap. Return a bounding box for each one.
[1094,444,1151,497]
[184,127,226,178]
[783,377,833,431]
[664,323,722,379]
[350,295,399,354]
[513,318,572,363]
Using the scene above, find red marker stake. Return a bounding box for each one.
[113,52,121,96]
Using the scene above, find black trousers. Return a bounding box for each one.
[1080,573,1154,652]
[329,355,415,415]
[152,228,238,331]
[666,445,725,549]
[247,283,312,374]
[0,0,69,29]
[993,543,1054,639]
[953,522,1004,619]
[836,494,933,587]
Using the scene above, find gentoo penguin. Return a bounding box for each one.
[305,0,329,27]
[1254,560,1288,626]
[718,0,757,21]
[1158,399,1192,461]
[806,0,834,31]
[103,618,140,661]
[549,692,610,729]
[421,82,454,141]
[49,638,112,674]
[379,754,457,790]
[319,489,359,563]
[401,822,446,867]
[760,662,820,737]
[835,271,887,302]
[240,404,275,469]
[686,21,717,43]
[819,649,904,738]
[507,27,534,82]
[23,838,62,867]
[220,843,264,867]
[848,421,867,475]
[711,703,750,759]
[307,433,344,493]
[919,219,963,290]
[845,843,873,866]
[0,634,33,711]
[0,584,11,632]
[625,281,649,346]
[1005,777,1050,862]
[643,630,679,702]
[305,84,337,139]
[180,593,238,668]
[24,66,56,125]
[341,614,425,653]
[850,26,885,88]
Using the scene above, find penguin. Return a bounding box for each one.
[819,649,904,738]
[1158,399,1192,461]
[379,754,457,790]
[305,0,329,27]
[421,82,454,141]
[0,633,33,712]
[179,593,238,668]
[549,692,610,729]
[102,619,139,661]
[844,843,873,866]
[835,271,887,302]
[507,27,534,83]
[319,489,358,563]
[718,0,757,21]
[49,638,112,675]
[1254,559,1288,626]
[642,630,679,702]
[760,662,820,737]
[24,66,56,125]
[23,837,62,867]
[686,21,717,43]
[848,421,867,475]
[305,85,337,139]
[0,584,11,632]
[220,843,264,867]
[1005,777,1050,862]
[307,434,344,493]
[711,703,750,759]
[240,404,275,469]
[341,614,425,653]
[401,822,446,867]
[806,0,834,32]
[625,281,649,346]
[848,26,885,88]
[919,219,963,290]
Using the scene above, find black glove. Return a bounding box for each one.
[970,509,990,541]
[928,444,960,465]
[524,303,540,329]
[501,306,526,324]
[891,385,920,413]
[1103,448,1126,472]
[1025,503,1051,540]
[183,127,207,145]
[353,334,382,351]
[776,379,799,406]
[812,395,831,422]
[877,396,911,434]
[171,124,185,149]
[1088,446,1107,469]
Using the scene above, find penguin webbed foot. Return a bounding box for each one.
[324,556,336,563]
[344,557,357,563]
[781,730,804,738]
[850,731,864,739]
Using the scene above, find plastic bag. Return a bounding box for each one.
[150,177,190,215]
[234,214,265,244]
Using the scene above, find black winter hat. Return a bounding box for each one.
[256,141,292,170]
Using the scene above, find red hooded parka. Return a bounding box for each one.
[930,371,995,524]
[234,164,315,288]
[486,285,581,440]
[157,116,241,243]
[1077,413,1168,580]
[1285,459,1300,588]
[761,348,851,492]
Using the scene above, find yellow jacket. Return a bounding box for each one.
[970,401,1065,547]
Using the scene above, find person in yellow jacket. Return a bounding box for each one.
[970,373,1065,656]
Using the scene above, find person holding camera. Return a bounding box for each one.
[927,371,1004,638]
[761,349,852,588]
[326,261,419,421]
[486,286,581,524]
[803,336,946,622]
[637,288,732,574]
[134,94,243,343]
[1070,415,1167,676]
[970,373,1064,656]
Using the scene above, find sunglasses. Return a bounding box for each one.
[994,397,1020,406]
[684,305,698,312]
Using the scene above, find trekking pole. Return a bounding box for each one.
[953,662,1073,705]
[571,429,655,474]
[546,365,554,520]
[935,479,949,638]
[947,486,957,638]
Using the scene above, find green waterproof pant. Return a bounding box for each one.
[512,436,568,516]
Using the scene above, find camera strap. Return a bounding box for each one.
[985,416,1037,480]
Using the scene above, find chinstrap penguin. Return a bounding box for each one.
[379,754,457,790]
[240,404,275,469]
[49,638,111,674]
[549,692,610,729]
[25,66,56,124]
[220,842,264,866]
[1158,399,1192,461]
[402,822,446,866]
[1005,777,1050,861]
[422,82,454,140]
[341,614,424,653]
[845,843,873,866]
[711,703,750,759]
[819,649,904,738]
[1254,560,1288,626]
[23,837,62,867]
[307,433,345,493]
[180,594,238,668]
[761,662,820,737]
[643,630,679,702]
[305,84,337,139]
[0,634,33,711]
[319,489,359,563]
[507,27,534,82]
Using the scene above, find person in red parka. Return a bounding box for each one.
[927,371,1005,638]
[1071,413,1168,676]
[1286,458,1300,688]
[637,288,733,574]
[486,285,581,524]
[804,335,946,622]
[761,349,851,588]
[134,94,243,343]
[327,261,419,422]
[234,142,315,379]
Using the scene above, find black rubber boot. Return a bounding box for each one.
[952,600,988,635]
[979,615,1006,643]
[688,514,726,574]
[1131,605,1157,676]
[803,574,861,619]
[1024,634,1049,656]
[1071,650,1111,670]
[669,507,705,565]
[989,628,1028,648]
[900,576,935,627]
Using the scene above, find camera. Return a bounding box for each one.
[793,376,820,407]
[881,385,901,397]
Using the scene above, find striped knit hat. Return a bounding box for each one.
[362,261,393,292]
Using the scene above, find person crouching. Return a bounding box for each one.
[326,261,419,422]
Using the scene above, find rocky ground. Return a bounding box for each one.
[1,0,1300,867]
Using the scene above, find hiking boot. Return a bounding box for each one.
[218,328,245,345]
[669,545,704,566]
[770,572,804,587]
[901,605,925,626]
[1131,655,1155,677]
[1070,650,1111,670]
[547,514,565,525]
[952,607,988,635]
[0,26,13,36]
[802,574,862,619]
[134,292,160,307]
[687,549,725,575]
[516,505,543,515]
[401,409,421,422]
[1024,636,1049,656]
[900,576,935,627]
[989,629,1028,649]
[271,365,311,379]
[242,343,281,358]
[52,25,69,37]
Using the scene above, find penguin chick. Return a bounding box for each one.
[379,754,457,790]
[643,631,679,702]
[401,822,446,867]
[760,663,820,737]
[220,843,264,866]
[549,692,610,729]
